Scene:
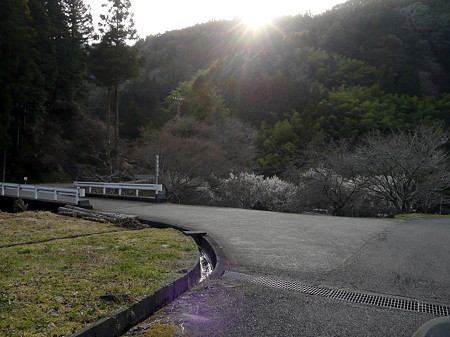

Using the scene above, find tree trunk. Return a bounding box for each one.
[114,82,119,169]
[401,199,412,213]
[2,150,6,182]
[16,110,21,149]
[106,87,111,161]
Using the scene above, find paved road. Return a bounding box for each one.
[89,198,450,336]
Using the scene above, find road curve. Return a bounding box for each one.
[90,198,450,337]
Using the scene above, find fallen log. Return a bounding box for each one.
[57,205,148,229]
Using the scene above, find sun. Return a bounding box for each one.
[238,6,274,30]
[242,13,272,29]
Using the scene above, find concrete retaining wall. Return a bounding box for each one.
[0,195,68,212]
[83,193,166,203]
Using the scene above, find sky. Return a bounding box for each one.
[85,0,346,38]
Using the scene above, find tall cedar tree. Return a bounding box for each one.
[43,0,92,102]
[0,0,33,150]
[1,0,93,181]
[59,0,93,101]
[0,0,35,180]
[90,0,140,167]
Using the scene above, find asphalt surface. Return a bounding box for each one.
[88,198,450,336]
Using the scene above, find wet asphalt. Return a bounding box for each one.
[89,198,450,337]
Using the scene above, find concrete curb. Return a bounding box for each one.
[71,259,200,337]
[70,217,225,337]
[194,233,226,279]
[138,217,226,279]
[0,197,224,336]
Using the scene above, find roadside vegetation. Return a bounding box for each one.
[0,211,198,337]
[0,211,119,247]
[154,124,448,217]
[2,0,449,217]
[394,213,450,219]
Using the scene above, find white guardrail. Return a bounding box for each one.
[1,183,85,204]
[73,181,163,196]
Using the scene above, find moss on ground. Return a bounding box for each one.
[140,323,180,336]
[394,213,450,219]
[0,211,198,337]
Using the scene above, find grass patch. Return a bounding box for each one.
[0,211,120,246]
[0,212,198,336]
[394,213,450,219]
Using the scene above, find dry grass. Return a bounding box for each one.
[0,211,198,336]
[0,211,119,246]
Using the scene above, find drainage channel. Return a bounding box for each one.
[199,247,213,282]
[225,271,450,317]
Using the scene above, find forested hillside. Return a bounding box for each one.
[1,0,449,215]
[123,0,450,175]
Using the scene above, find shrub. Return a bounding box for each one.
[211,172,299,212]
[13,199,28,213]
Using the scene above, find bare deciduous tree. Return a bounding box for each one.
[356,124,449,213]
[294,124,449,216]
[296,140,368,216]
[130,127,230,203]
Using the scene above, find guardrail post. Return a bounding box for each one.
[1,183,4,196]
[34,186,38,199]
[17,185,20,198]
[71,182,163,200]
[53,189,57,201]
[76,187,80,205]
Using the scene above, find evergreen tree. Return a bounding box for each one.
[90,0,140,167]
[0,0,35,179]
[98,0,137,45]
[63,0,93,45]
[59,0,93,101]
[27,0,93,105]
[0,0,96,181]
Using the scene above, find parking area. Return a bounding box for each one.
[91,199,450,336]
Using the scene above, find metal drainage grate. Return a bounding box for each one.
[225,271,450,316]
